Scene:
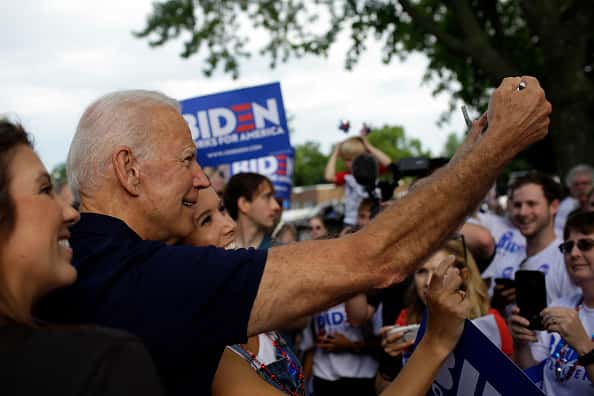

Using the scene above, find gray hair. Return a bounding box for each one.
[565,164,594,188]
[67,90,180,202]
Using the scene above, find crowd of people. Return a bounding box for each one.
[1,76,593,396]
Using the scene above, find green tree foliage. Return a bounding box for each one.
[293,141,328,186]
[135,0,594,176]
[50,162,67,187]
[441,132,463,158]
[367,125,431,161]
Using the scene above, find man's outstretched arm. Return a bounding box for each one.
[248,76,551,336]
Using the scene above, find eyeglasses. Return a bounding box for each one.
[559,238,594,254]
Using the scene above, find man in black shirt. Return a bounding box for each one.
[39,77,552,395]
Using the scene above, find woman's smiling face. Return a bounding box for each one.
[184,187,237,249]
[1,145,80,301]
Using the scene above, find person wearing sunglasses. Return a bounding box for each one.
[511,211,594,395]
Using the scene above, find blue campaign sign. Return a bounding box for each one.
[414,318,544,396]
[227,148,294,200]
[180,82,292,166]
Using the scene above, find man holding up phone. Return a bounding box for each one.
[486,172,580,315]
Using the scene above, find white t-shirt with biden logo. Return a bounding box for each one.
[300,302,382,381]
[483,238,579,304]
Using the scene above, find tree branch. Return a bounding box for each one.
[397,0,465,53]
[449,0,519,78]
[518,0,560,42]
[482,0,504,43]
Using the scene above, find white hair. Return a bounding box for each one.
[565,164,594,188]
[67,90,180,202]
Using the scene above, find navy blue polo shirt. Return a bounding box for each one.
[36,213,267,396]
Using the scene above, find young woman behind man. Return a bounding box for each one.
[184,184,475,396]
[0,120,163,395]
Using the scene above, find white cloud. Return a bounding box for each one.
[0,0,466,172]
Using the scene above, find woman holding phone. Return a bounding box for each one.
[183,185,479,396]
[381,236,512,359]
[511,211,594,395]
[0,120,163,395]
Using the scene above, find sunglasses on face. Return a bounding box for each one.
[558,238,594,254]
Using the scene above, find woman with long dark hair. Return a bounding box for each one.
[0,119,163,395]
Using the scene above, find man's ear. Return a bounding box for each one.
[237,196,251,215]
[112,146,141,197]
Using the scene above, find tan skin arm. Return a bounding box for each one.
[460,222,496,263]
[323,144,340,183]
[248,76,551,336]
[345,293,376,327]
[361,135,392,167]
[302,349,314,381]
[212,346,285,396]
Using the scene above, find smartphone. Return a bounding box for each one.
[515,270,547,331]
[386,324,420,342]
[494,277,516,289]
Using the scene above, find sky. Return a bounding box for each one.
[0,0,467,172]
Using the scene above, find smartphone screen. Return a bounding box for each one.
[515,270,547,330]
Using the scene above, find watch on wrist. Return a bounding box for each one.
[578,349,594,366]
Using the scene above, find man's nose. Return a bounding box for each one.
[192,162,211,188]
[518,204,530,216]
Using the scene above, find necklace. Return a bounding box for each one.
[552,298,583,383]
[239,333,305,396]
[553,342,579,383]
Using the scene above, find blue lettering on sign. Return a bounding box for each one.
[180,82,294,201]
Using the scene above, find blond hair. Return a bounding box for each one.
[339,137,366,160]
[406,237,489,324]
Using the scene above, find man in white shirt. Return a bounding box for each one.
[555,164,594,237]
[489,172,580,314]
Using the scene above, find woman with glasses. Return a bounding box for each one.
[380,236,513,359]
[0,120,163,395]
[511,211,594,395]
